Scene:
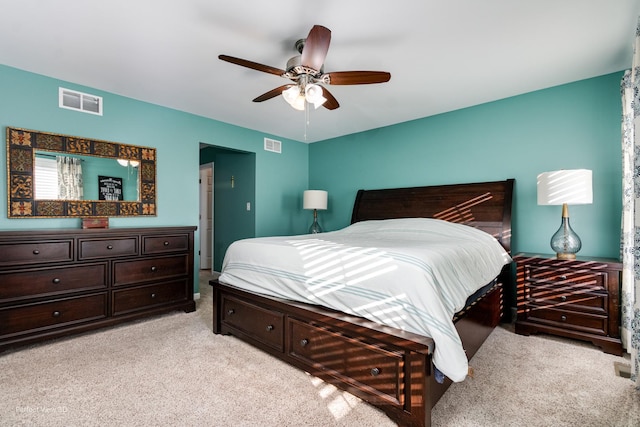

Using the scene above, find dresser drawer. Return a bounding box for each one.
[289,318,403,406]
[0,240,73,267]
[525,306,607,336]
[0,263,108,303]
[221,296,284,351]
[0,293,107,338]
[113,255,189,286]
[111,279,188,316]
[525,265,606,292]
[78,237,138,260]
[142,234,189,255]
[525,285,607,315]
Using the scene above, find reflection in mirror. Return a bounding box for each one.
[34,151,140,201]
[7,127,156,218]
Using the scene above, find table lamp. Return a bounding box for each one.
[303,190,328,234]
[537,169,593,259]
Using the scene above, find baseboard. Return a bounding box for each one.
[193,292,201,300]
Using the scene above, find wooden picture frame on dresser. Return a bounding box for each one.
[514,253,622,355]
[0,226,196,352]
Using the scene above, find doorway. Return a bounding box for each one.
[199,163,213,271]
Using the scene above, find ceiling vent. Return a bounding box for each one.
[264,137,281,154]
[59,87,103,115]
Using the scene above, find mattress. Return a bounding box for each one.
[218,218,511,382]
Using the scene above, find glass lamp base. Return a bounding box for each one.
[550,216,581,260]
[308,218,323,234]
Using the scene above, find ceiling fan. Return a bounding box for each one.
[218,25,391,111]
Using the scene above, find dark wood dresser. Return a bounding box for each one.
[514,253,622,355]
[0,226,196,351]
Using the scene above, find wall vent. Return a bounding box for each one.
[59,87,103,115]
[264,137,282,153]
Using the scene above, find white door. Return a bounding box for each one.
[199,164,213,270]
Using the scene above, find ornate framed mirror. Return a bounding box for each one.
[6,127,156,218]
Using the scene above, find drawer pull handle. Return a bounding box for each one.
[107,245,114,250]
[560,295,567,302]
[227,309,235,315]
[163,241,170,246]
[33,249,40,255]
[52,278,61,284]
[151,293,156,298]
[300,339,309,347]
[52,311,61,318]
[265,325,274,332]
[370,367,381,377]
[560,315,567,322]
[151,266,158,272]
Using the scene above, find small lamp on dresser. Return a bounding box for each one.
[537,169,593,259]
[303,190,328,234]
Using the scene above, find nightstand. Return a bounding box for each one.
[514,253,622,355]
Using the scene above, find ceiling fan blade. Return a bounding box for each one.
[252,85,293,102]
[325,71,391,85]
[219,54,286,77]
[301,25,331,72]
[321,87,339,110]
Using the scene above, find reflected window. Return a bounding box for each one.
[34,155,58,199]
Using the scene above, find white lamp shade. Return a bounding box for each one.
[537,169,593,205]
[303,190,328,210]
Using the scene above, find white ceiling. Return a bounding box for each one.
[0,0,638,143]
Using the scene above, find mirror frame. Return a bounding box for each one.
[6,126,156,218]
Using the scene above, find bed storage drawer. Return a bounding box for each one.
[0,293,107,338]
[221,296,284,351]
[0,263,108,302]
[288,318,404,406]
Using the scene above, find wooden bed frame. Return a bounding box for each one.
[212,179,514,427]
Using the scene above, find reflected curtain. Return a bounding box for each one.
[57,156,83,200]
[621,17,640,387]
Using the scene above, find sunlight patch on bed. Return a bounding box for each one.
[288,238,401,300]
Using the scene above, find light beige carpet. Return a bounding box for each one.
[1,272,638,426]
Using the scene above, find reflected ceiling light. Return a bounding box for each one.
[117,159,140,168]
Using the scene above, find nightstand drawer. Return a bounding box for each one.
[526,306,607,336]
[525,265,606,292]
[526,286,607,315]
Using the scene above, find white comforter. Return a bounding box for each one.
[218,218,511,382]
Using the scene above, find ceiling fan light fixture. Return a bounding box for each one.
[283,85,306,110]
[305,84,326,109]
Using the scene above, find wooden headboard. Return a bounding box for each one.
[351,179,514,253]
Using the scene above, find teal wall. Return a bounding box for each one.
[0,63,625,293]
[0,64,310,292]
[309,72,623,259]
